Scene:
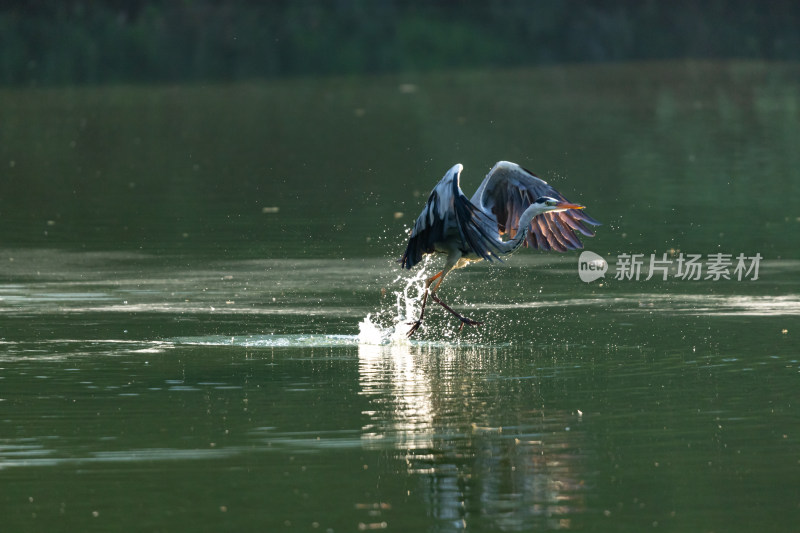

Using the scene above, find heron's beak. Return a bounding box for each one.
[556,201,585,210]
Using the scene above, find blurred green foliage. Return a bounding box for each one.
[2,0,799,86]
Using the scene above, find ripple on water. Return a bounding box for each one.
[172,334,360,348]
[170,328,504,350]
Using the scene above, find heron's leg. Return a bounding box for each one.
[429,271,482,330]
[430,292,483,329]
[407,271,443,337]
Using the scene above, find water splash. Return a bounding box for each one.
[357,257,433,345]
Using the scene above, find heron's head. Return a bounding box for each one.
[534,196,585,214]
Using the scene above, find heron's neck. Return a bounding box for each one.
[505,205,549,252]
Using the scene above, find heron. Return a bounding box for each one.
[400,161,600,336]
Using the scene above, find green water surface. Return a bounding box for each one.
[1,62,799,532]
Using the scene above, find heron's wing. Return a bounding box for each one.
[471,161,601,252]
[401,164,503,269]
[399,183,447,270]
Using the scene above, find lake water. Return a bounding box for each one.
[1,62,799,531]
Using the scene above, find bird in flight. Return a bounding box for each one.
[400,161,600,336]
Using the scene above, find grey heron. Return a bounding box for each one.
[400,161,600,336]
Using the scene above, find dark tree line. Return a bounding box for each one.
[2,0,799,86]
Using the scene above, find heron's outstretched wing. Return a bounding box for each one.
[401,164,503,269]
[399,180,448,270]
[471,161,601,252]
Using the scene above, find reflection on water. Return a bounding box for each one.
[358,343,590,530]
[1,270,798,531]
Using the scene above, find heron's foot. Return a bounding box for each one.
[406,319,423,337]
[430,292,483,332]
[457,316,483,331]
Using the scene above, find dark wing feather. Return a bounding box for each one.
[399,186,445,269]
[452,184,504,263]
[401,164,503,269]
[472,161,600,252]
